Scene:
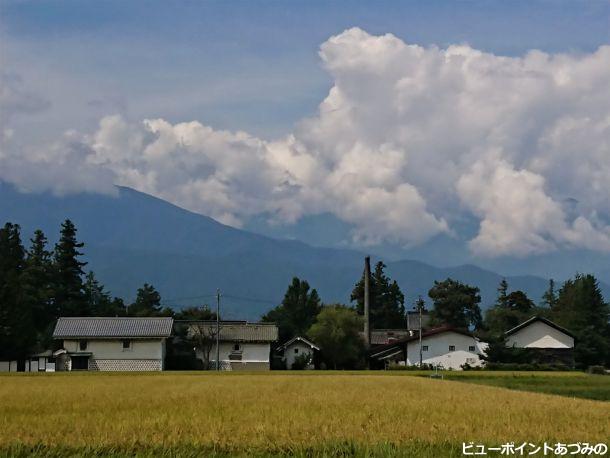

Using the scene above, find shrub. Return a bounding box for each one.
[587,365,607,375]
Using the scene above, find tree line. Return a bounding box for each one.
[0,220,211,361]
[263,261,610,370]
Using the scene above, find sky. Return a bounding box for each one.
[2,0,610,263]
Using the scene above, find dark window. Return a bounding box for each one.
[71,356,89,370]
[294,348,299,354]
[449,345,455,352]
[233,343,240,351]
[422,345,429,352]
[122,339,131,349]
[468,346,476,352]
[79,340,87,351]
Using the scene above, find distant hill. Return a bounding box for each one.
[2,182,605,319]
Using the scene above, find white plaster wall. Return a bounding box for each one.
[196,342,271,363]
[406,332,484,370]
[63,339,164,359]
[284,342,315,369]
[506,321,574,348]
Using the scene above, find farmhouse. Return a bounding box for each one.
[277,336,319,369]
[53,317,173,371]
[370,326,487,370]
[505,316,575,366]
[185,320,278,370]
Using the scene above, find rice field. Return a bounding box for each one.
[0,371,608,457]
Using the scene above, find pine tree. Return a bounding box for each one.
[552,274,610,368]
[496,278,508,308]
[0,223,33,359]
[84,271,126,317]
[351,261,406,329]
[428,278,482,330]
[262,277,322,343]
[21,230,56,349]
[53,220,87,317]
[541,279,557,308]
[129,283,164,317]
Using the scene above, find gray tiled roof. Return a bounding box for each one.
[53,317,174,338]
[185,321,278,342]
[370,329,413,345]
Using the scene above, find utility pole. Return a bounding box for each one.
[216,289,221,371]
[363,256,371,349]
[416,296,425,367]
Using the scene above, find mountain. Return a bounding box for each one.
[1,182,606,319]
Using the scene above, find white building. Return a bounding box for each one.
[505,316,574,349]
[278,336,319,369]
[186,321,278,371]
[370,327,487,370]
[53,317,173,371]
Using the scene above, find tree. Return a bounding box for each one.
[174,305,217,321]
[53,220,87,316]
[21,230,56,348]
[428,278,482,330]
[307,305,365,369]
[262,277,322,343]
[552,274,610,368]
[0,223,33,359]
[84,272,126,317]
[496,278,508,308]
[485,288,534,337]
[541,279,558,309]
[351,261,406,329]
[189,321,219,370]
[129,283,168,316]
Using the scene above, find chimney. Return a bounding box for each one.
[364,256,371,348]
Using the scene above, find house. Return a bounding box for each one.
[370,326,487,370]
[53,317,173,371]
[505,316,575,366]
[277,336,319,369]
[184,320,278,371]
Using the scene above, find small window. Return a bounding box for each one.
[422,345,429,352]
[233,343,241,351]
[79,340,87,351]
[449,345,455,352]
[468,345,475,352]
[122,340,131,349]
[294,348,299,354]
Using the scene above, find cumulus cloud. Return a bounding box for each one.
[3,28,610,256]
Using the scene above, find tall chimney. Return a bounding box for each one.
[364,256,371,348]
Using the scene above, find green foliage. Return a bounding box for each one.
[53,219,88,317]
[484,282,535,337]
[262,277,321,343]
[174,305,217,320]
[129,283,170,317]
[308,304,365,369]
[541,279,557,308]
[551,273,610,369]
[84,272,127,317]
[351,261,406,329]
[290,352,312,370]
[428,278,482,329]
[0,223,32,359]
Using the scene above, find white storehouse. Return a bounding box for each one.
[53,317,173,371]
[186,321,278,370]
[278,336,319,369]
[505,316,574,349]
[370,326,487,370]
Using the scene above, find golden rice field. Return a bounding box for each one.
[0,371,608,457]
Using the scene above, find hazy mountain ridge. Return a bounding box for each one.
[2,182,607,319]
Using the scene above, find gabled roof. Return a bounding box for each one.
[505,316,574,339]
[183,321,278,342]
[278,336,320,351]
[368,326,476,356]
[53,317,174,339]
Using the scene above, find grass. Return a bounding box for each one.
[438,370,610,401]
[0,371,608,457]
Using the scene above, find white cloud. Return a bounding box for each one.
[2,28,610,257]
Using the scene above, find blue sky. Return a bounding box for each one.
[3,0,609,138]
[2,1,610,276]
